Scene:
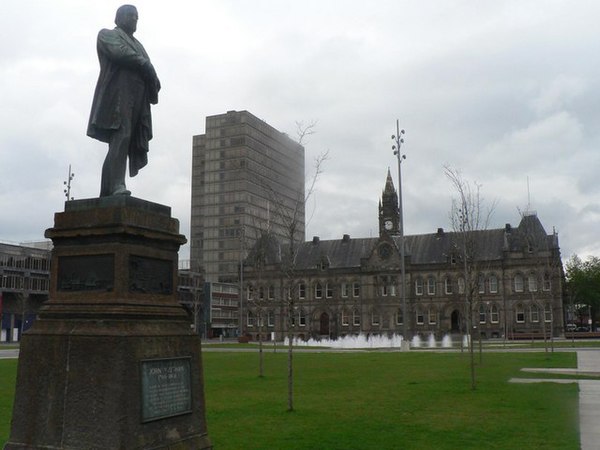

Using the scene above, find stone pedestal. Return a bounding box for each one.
[5,197,211,450]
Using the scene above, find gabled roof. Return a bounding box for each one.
[293,237,377,269]
[245,214,558,271]
[400,228,508,264]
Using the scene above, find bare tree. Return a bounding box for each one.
[242,120,327,410]
[244,223,274,378]
[265,121,328,411]
[445,166,496,390]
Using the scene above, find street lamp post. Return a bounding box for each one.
[63,164,75,201]
[391,120,408,345]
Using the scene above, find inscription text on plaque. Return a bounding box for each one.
[140,357,192,422]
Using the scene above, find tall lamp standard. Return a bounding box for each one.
[63,164,75,201]
[391,120,408,346]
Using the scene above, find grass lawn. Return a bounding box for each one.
[0,359,17,443]
[1,351,580,449]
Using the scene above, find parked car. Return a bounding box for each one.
[566,323,577,332]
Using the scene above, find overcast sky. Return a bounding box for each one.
[2,0,600,262]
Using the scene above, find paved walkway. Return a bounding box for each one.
[577,351,600,450]
[510,349,600,450]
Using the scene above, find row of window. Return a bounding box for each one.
[247,282,362,301]
[415,273,552,296]
[247,271,553,301]
[0,256,50,271]
[246,303,548,328]
[514,304,553,323]
[1,274,49,291]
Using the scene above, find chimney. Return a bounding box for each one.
[436,228,444,237]
[342,234,350,243]
[505,224,512,233]
[312,236,320,244]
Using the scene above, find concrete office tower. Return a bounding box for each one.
[191,110,305,283]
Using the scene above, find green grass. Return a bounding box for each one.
[0,352,580,449]
[202,351,579,449]
[0,359,17,442]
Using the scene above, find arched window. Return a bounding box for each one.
[415,277,424,296]
[514,274,524,293]
[445,277,453,295]
[543,273,551,291]
[247,310,255,327]
[490,304,499,323]
[528,274,538,292]
[530,304,539,322]
[314,282,323,299]
[489,274,498,294]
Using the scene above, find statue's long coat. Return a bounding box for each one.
[87,27,159,177]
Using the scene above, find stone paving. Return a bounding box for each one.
[577,351,600,450]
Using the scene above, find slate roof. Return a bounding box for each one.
[246,214,558,271]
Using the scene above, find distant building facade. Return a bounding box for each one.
[190,110,305,283]
[0,242,51,342]
[177,268,240,339]
[242,172,565,341]
[202,282,240,339]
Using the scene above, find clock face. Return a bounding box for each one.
[384,220,393,230]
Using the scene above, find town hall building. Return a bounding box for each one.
[241,171,565,342]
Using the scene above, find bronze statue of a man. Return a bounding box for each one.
[87,4,160,197]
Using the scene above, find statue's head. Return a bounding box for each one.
[115,5,138,35]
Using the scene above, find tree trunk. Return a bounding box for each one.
[287,327,293,411]
[258,311,264,377]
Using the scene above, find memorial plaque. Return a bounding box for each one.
[140,357,192,423]
[57,254,114,291]
[129,255,173,294]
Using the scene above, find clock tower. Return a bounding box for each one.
[379,169,400,236]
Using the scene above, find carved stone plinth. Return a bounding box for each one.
[4,197,211,450]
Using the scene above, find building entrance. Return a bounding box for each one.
[451,310,461,333]
[319,312,329,335]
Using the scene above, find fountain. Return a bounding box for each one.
[411,335,422,348]
[427,333,436,348]
[463,334,470,347]
[442,334,453,348]
[285,333,406,349]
